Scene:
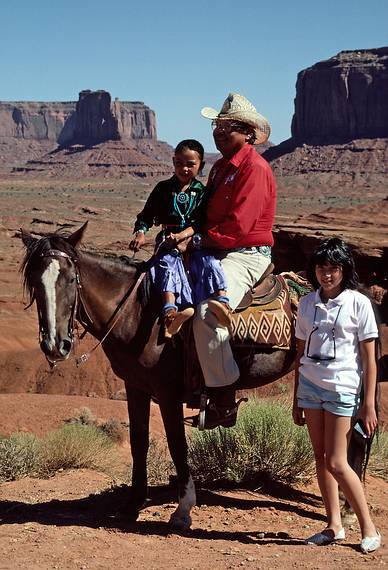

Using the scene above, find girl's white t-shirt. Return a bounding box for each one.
[295,288,378,394]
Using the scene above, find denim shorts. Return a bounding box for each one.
[297,374,360,417]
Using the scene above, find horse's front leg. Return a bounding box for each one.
[159,397,196,530]
[126,387,151,520]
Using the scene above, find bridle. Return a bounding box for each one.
[34,249,85,366]
[34,248,145,367]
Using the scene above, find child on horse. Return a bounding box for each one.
[129,139,231,336]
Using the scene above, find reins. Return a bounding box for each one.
[36,248,147,367]
[76,269,145,365]
[75,239,166,363]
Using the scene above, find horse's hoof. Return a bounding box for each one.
[169,512,192,530]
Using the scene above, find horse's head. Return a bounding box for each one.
[20,223,88,366]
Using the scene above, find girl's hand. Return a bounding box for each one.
[292,404,305,426]
[129,231,146,252]
[357,403,378,437]
[165,233,179,248]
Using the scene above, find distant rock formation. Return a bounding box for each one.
[263,47,388,195]
[0,90,170,176]
[0,90,157,148]
[0,101,75,143]
[72,90,157,145]
[291,47,388,144]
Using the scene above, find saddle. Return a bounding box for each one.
[235,263,281,310]
[182,266,295,408]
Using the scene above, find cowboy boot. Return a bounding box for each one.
[202,385,238,429]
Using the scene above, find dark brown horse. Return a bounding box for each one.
[20,223,369,528]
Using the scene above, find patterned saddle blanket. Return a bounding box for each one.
[231,274,293,350]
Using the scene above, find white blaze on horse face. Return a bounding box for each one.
[41,259,60,349]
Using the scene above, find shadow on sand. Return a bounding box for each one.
[0,479,325,544]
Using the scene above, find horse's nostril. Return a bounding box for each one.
[60,339,72,355]
[40,338,52,355]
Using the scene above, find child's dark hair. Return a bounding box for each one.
[307,237,359,291]
[175,139,204,161]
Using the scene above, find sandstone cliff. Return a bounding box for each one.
[0,90,169,176]
[291,47,388,144]
[0,90,157,148]
[264,47,388,197]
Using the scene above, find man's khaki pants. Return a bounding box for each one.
[193,250,271,387]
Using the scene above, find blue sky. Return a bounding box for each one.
[1,0,387,151]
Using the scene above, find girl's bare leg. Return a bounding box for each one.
[324,411,377,538]
[304,408,343,533]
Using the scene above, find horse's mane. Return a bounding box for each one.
[21,232,151,307]
[81,249,152,306]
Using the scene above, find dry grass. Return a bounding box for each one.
[369,429,388,481]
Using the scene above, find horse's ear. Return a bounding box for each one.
[68,221,88,249]
[20,228,36,249]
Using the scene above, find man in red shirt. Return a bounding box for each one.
[192,93,276,429]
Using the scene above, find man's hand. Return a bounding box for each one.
[165,231,191,251]
[129,231,146,252]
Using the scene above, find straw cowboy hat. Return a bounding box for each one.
[201,92,270,145]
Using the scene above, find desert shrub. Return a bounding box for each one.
[38,423,119,477]
[188,398,315,486]
[369,429,388,481]
[147,437,174,485]
[0,425,123,482]
[64,407,96,426]
[0,433,41,482]
[65,407,127,444]
[99,418,127,444]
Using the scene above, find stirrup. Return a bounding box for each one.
[183,396,248,430]
[183,392,208,429]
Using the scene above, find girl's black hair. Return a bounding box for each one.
[175,139,204,161]
[307,237,359,291]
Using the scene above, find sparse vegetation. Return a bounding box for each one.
[0,433,41,481]
[65,407,127,445]
[369,429,388,481]
[39,424,119,476]
[188,399,315,486]
[1,403,386,487]
[0,423,122,482]
[146,438,173,485]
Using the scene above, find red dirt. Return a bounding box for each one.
[0,393,387,570]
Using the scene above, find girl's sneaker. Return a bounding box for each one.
[360,531,381,554]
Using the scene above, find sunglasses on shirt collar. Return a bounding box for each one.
[306,305,342,361]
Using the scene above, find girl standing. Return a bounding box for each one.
[293,237,381,553]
